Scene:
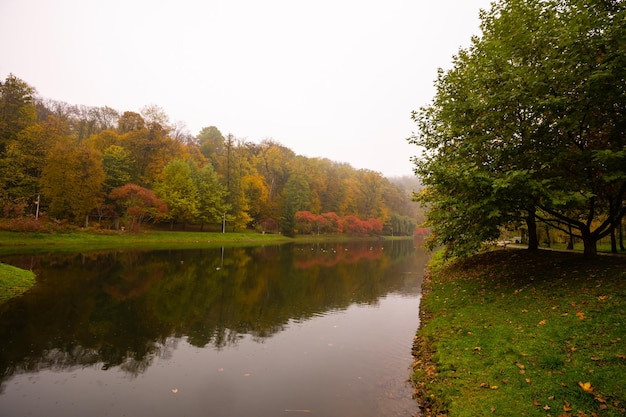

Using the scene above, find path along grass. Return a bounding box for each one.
[412,249,626,417]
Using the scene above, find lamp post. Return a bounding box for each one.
[222,212,226,233]
[35,195,40,220]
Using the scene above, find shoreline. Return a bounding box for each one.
[411,248,626,416]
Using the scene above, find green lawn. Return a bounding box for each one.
[0,230,292,255]
[413,249,626,417]
[0,263,36,304]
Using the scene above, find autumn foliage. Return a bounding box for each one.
[293,211,384,236]
[109,184,167,231]
[0,74,422,234]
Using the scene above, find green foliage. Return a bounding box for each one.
[154,159,199,226]
[0,75,39,215]
[0,74,37,147]
[410,0,626,257]
[414,249,626,416]
[281,171,312,237]
[191,162,230,228]
[102,145,136,192]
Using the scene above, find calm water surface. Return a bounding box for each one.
[0,240,428,417]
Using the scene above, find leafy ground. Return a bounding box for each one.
[412,249,626,417]
[0,263,36,304]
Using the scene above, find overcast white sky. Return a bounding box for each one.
[1,0,492,177]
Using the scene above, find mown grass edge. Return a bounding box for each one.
[411,248,626,417]
[0,263,36,305]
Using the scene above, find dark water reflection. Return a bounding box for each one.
[0,239,428,416]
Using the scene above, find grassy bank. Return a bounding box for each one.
[412,249,626,417]
[0,230,291,302]
[0,263,36,304]
[0,230,292,255]
[0,230,407,302]
[0,230,408,255]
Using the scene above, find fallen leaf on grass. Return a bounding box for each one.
[576,312,586,320]
[563,401,572,412]
[578,381,593,392]
[538,319,547,326]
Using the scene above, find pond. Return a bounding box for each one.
[0,239,428,417]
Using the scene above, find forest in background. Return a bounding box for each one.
[0,75,423,237]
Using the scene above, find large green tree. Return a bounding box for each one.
[280,170,313,237]
[154,159,199,228]
[191,162,230,230]
[411,0,626,256]
[102,145,136,193]
[0,74,37,152]
[0,75,39,214]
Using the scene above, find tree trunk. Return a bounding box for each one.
[567,224,574,250]
[526,209,539,250]
[610,226,617,253]
[620,221,625,252]
[581,230,598,256]
[544,224,551,247]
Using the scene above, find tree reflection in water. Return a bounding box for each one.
[0,239,425,391]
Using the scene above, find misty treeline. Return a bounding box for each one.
[0,75,422,236]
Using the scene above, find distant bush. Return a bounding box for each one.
[0,214,75,233]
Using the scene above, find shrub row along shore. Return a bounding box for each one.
[412,249,626,417]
